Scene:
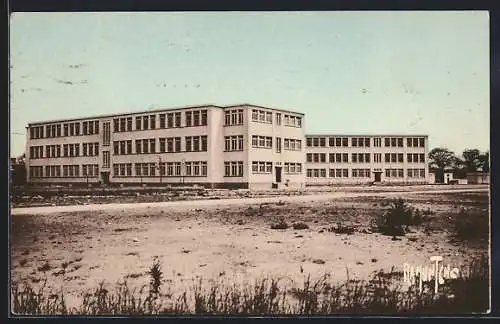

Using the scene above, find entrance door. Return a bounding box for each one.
[374,171,382,182]
[101,172,110,185]
[275,167,282,183]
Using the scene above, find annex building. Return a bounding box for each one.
[25,104,429,189]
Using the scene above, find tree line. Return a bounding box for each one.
[428,148,489,182]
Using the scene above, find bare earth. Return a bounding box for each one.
[10,186,489,309]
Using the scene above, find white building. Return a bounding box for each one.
[305,134,429,185]
[25,104,305,190]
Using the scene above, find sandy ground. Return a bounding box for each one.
[10,188,489,310]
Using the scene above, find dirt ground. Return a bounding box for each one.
[10,189,489,310]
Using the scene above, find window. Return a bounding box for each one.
[306,138,312,147]
[398,153,404,163]
[103,122,111,146]
[419,138,425,147]
[175,137,181,152]
[265,112,272,123]
[103,151,110,168]
[385,138,390,147]
[159,138,166,153]
[407,138,412,147]
[319,138,326,147]
[127,140,132,154]
[342,138,348,147]
[149,139,156,153]
[160,114,166,128]
[167,138,174,152]
[419,153,425,163]
[143,116,149,130]
[284,162,302,174]
[175,112,181,127]
[259,111,265,122]
[185,111,192,127]
[251,161,273,174]
[120,118,126,132]
[276,113,281,125]
[374,153,382,163]
[225,135,243,151]
[193,111,200,126]
[149,115,156,129]
[136,117,142,130]
[201,136,208,151]
[193,136,200,151]
[136,140,142,154]
[185,137,192,152]
[276,137,281,153]
[126,117,132,131]
[200,110,207,126]
[252,135,272,148]
[413,138,419,147]
[167,113,174,128]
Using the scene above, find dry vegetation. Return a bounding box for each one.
[10,190,489,315]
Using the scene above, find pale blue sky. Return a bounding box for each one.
[9,11,489,157]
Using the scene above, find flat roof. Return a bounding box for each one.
[27,103,304,127]
[305,134,429,137]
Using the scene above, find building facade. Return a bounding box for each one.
[305,135,429,185]
[25,104,305,189]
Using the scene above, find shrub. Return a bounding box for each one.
[292,222,309,230]
[328,223,356,235]
[270,217,289,230]
[372,198,425,237]
[452,208,488,242]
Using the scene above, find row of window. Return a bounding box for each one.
[306,153,426,164]
[224,109,244,126]
[30,121,100,139]
[306,137,425,148]
[251,109,303,127]
[29,164,100,178]
[224,135,244,152]
[112,136,208,155]
[29,143,100,159]
[250,136,302,151]
[306,168,426,178]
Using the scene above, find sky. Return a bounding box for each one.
[9,11,489,157]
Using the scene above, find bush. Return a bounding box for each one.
[328,223,356,235]
[452,208,489,242]
[372,198,425,237]
[292,222,309,230]
[271,217,289,230]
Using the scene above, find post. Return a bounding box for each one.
[158,156,162,185]
[181,158,185,185]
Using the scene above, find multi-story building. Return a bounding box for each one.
[305,134,429,185]
[25,104,305,189]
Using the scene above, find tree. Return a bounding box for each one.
[428,148,456,183]
[478,151,489,173]
[461,149,482,173]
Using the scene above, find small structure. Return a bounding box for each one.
[444,172,454,184]
[467,172,490,185]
